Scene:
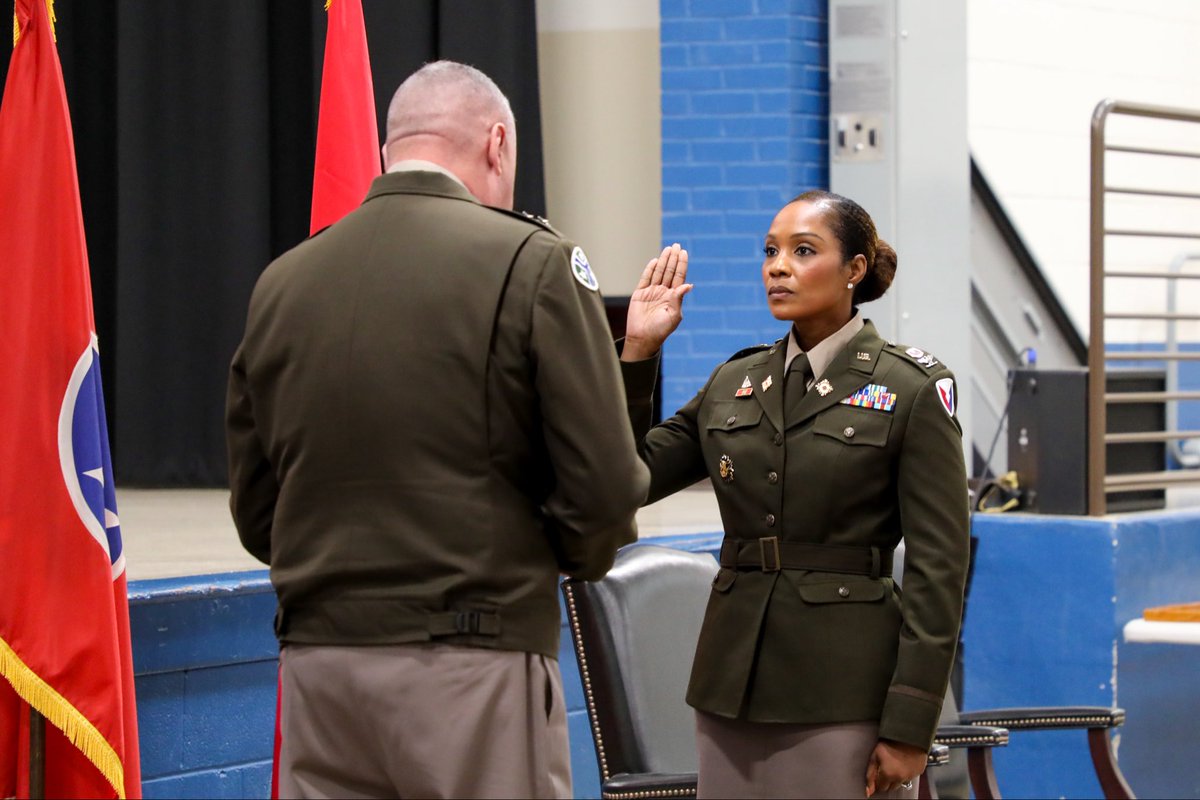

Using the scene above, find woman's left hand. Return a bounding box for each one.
[864,739,925,797]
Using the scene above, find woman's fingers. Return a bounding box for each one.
[650,245,672,287]
[669,246,689,288]
[638,244,689,291]
[635,257,658,290]
[864,753,878,798]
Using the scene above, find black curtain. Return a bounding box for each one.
[1,1,545,486]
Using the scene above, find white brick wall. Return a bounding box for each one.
[969,0,1200,343]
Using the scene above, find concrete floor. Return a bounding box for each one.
[116,482,723,581]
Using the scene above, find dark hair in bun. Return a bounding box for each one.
[790,189,896,304]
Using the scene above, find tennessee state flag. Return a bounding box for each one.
[0,1,141,797]
[309,0,380,234]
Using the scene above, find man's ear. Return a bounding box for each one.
[486,122,507,174]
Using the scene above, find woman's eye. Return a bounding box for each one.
[763,245,778,256]
[795,245,813,256]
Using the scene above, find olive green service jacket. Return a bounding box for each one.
[623,320,969,750]
[226,170,648,659]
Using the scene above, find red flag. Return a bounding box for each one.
[310,0,380,234]
[271,4,380,794]
[0,1,141,797]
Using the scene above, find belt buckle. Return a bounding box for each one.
[759,536,781,573]
[455,611,481,634]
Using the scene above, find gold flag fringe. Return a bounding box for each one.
[0,637,126,799]
[325,0,333,10]
[13,0,55,46]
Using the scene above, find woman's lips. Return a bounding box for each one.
[767,285,793,297]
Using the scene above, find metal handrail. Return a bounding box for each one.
[1106,187,1200,200]
[1106,391,1200,403]
[1106,471,1200,491]
[1106,229,1200,239]
[1105,144,1200,159]
[1105,430,1200,444]
[1104,313,1200,321]
[1089,99,1200,514]
[1105,270,1200,280]
[1105,352,1200,361]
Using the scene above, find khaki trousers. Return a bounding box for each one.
[279,642,572,799]
[695,712,920,800]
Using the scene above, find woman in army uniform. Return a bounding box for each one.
[620,191,970,798]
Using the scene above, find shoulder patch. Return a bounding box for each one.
[885,342,943,371]
[935,377,957,417]
[570,246,600,291]
[725,342,777,363]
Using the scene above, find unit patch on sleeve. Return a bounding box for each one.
[839,383,897,412]
[936,377,956,418]
[570,246,600,291]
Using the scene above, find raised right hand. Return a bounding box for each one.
[621,243,692,362]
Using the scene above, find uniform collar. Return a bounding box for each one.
[783,319,886,430]
[363,168,480,206]
[785,311,865,382]
[386,159,470,191]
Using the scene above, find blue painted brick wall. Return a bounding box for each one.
[660,0,829,415]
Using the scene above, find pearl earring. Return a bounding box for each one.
[847,282,854,290]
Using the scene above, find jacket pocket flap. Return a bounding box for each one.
[706,401,764,432]
[712,567,737,592]
[812,409,891,446]
[794,580,885,604]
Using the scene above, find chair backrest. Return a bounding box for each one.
[561,544,718,779]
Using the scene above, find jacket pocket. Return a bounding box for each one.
[791,579,886,604]
[706,401,764,432]
[711,567,737,593]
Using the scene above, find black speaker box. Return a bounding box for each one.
[1006,368,1166,514]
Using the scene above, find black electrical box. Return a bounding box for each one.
[1006,368,1166,514]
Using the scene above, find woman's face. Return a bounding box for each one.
[761,200,860,326]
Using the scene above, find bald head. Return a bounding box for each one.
[386,61,513,147]
[383,61,517,208]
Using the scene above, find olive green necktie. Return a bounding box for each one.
[785,352,811,420]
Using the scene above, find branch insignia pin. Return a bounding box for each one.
[719,454,735,483]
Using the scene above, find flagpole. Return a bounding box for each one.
[29,705,45,799]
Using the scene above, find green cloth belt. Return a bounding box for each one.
[719,537,893,578]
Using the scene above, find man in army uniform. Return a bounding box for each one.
[226,61,649,798]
